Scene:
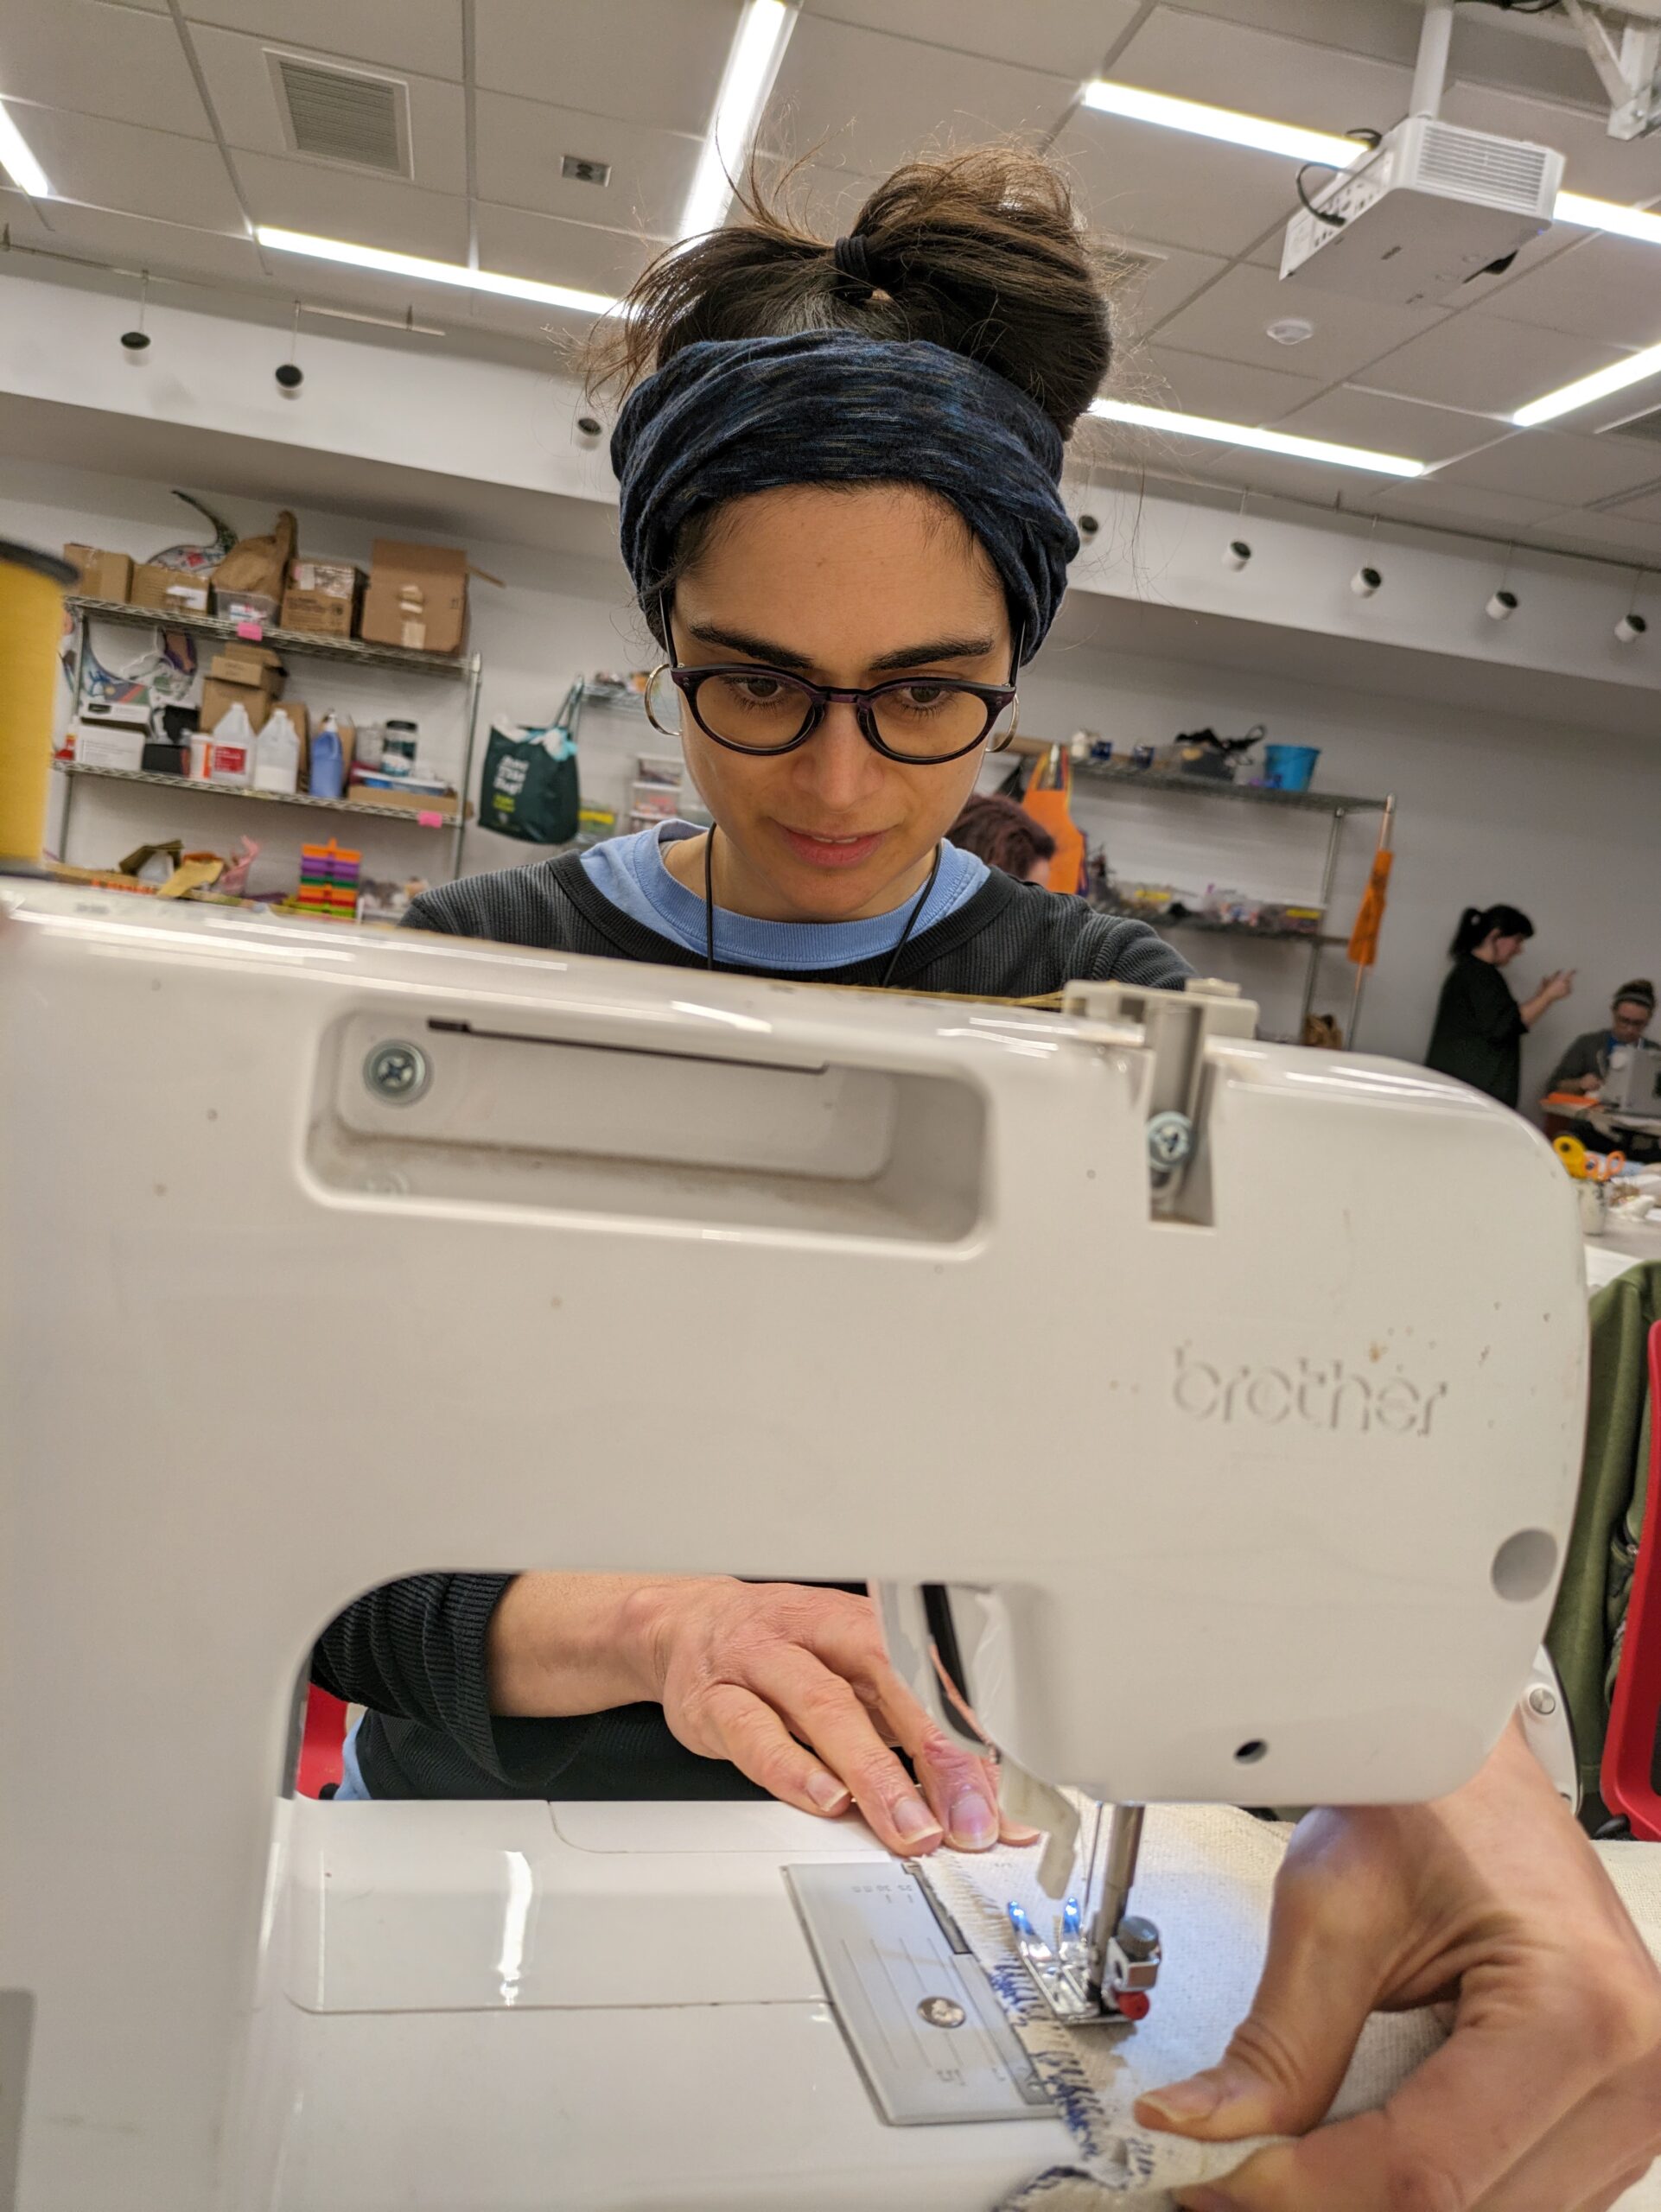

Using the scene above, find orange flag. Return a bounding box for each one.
[1346,847,1393,968]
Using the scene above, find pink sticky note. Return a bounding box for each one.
[235,620,264,640]
[417,810,444,828]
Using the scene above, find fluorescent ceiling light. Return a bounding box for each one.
[1080,80,1361,168]
[0,99,51,199]
[1089,397,1425,477]
[256,227,620,316]
[1513,340,1661,427]
[1554,189,1661,247]
[678,0,796,241]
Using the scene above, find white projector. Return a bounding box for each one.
[1281,116,1562,305]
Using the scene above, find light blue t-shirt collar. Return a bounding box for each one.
[579,821,988,971]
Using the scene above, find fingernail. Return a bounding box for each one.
[891,1793,944,1844]
[947,1788,997,1849]
[805,1770,852,1814]
[1137,2076,1222,2127]
[1002,1821,1042,1845]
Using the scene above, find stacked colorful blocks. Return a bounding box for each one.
[297,841,362,919]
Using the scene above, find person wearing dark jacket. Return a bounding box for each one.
[310,149,1661,2211]
[1424,902,1574,1107]
[1548,977,1660,1160]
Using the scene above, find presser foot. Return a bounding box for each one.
[1008,1898,1161,2028]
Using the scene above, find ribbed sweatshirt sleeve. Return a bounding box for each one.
[310,1573,518,1779]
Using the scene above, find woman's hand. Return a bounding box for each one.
[487,1570,1031,1857]
[1543,969,1577,1004]
[1137,1720,1661,2211]
[628,1576,1031,1856]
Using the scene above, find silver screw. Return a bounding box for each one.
[1146,1110,1193,1173]
[364,1040,430,1104]
[1526,1685,1557,1719]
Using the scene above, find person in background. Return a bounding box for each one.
[1549,977,1660,1162]
[948,790,1055,884]
[1424,902,1574,1109]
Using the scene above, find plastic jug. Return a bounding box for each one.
[253,707,301,796]
[207,703,256,790]
[309,714,345,801]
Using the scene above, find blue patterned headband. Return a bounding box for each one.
[610,329,1078,664]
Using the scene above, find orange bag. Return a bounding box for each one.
[1022,745,1086,897]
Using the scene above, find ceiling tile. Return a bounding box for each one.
[474,204,658,296]
[1430,427,1661,508]
[238,150,468,259]
[15,110,245,230]
[1273,386,1500,465]
[1105,240,1229,335]
[1140,343,1324,425]
[1360,314,1627,416]
[801,0,1140,79]
[1111,5,1413,136]
[0,3,213,139]
[1478,235,1661,356]
[1157,262,1448,386]
[1440,79,1661,206]
[27,199,263,284]
[1597,483,1661,529]
[474,0,739,133]
[189,27,466,194]
[180,0,463,81]
[1365,478,1570,535]
[1050,109,1306,257]
[474,92,697,238]
[764,17,1077,182]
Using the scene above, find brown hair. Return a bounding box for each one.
[592,145,1113,443]
[949,791,1056,878]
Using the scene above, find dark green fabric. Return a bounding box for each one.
[1546,1259,1661,1806]
[1425,951,1526,1107]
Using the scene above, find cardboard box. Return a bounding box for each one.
[63,544,134,602]
[200,644,285,735]
[131,563,213,618]
[282,560,360,639]
[360,541,468,656]
[347,782,460,820]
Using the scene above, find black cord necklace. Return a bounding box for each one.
[703,827,944,986]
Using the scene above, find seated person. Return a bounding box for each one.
[1549,978,1660,1160]
[948,790,1056,884]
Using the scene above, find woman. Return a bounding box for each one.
[315,150,1660,2206]
[1425,902,1575,1107]
[949,789,1057,884]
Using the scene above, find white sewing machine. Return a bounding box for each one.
[0,879,1588,2211]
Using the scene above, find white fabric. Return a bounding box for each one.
[918,1804,1661,2209]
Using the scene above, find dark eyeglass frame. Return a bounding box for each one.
[645,607,1022,766]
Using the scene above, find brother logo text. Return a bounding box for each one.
[1173,1348,1448,1437]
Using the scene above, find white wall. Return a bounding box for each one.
[7,451,1654,1107]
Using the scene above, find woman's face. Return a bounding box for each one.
[666,483,1013,923]
[1490,933,1526,967]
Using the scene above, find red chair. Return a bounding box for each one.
[296,1686,348,1799]
[1601,1320,1661,1840]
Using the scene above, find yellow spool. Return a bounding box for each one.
[0,538,78,864]
[1553,1133,1588,1180]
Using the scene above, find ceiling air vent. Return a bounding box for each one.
[267,50,412,177]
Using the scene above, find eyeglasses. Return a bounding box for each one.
[643,612,1021,766]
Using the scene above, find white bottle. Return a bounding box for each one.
[207,702,256,790]
[253,706,301,796]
